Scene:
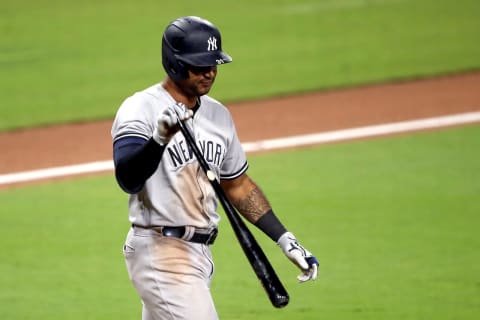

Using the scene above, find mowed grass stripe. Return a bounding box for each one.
[2,0,480,130]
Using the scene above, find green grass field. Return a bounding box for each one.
[2,0,480,319]
[1,0,480,130]
[1,126,479,319]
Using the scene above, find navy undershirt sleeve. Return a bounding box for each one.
[254,209,288,242]
[113,136,166,194]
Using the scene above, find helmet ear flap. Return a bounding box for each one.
[176,60,188,79]
[164,57,188,81]
[162,35,187,81]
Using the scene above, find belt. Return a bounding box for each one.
[132,224,218,245]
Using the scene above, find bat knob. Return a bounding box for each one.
[273,294,289,308]
[206,170,216,181]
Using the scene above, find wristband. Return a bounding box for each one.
[254,209,287,242]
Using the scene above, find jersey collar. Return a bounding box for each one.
[192,98,201,114]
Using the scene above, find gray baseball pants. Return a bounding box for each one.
[123,227,218,320]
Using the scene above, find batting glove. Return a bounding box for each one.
[277,232,319,282]
[153,107,193,146]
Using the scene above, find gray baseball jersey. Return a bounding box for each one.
[111,83,248,229]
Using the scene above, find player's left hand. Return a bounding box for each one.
[277,232,319,282]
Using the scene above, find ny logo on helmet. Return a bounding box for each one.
[207,37,217,51]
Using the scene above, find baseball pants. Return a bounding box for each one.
[123,227,218,320]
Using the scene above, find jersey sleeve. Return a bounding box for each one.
[111,93,157,143]
[220,116,248,180]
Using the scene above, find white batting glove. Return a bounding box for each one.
[277,232,319,282]
[152,107,193,145]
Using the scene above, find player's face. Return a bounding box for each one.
[180,65,217,97]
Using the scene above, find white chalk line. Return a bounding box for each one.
[1,111,480,186]
[242,111,480,152]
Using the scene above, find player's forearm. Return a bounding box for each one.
[223,176,287,241]
[231,185,271,223]
[113,137,165,193]
[234,187,287,241]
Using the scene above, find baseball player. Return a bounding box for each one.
[111,16,318,320]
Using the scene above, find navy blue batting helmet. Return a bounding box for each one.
[162,16,232,81]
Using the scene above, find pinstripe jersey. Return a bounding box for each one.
[111,83,248,229]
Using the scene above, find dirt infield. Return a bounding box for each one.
[1,71,479,188]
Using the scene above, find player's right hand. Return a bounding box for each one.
[153,107,193,145]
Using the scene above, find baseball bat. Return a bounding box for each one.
[175,107,289,308]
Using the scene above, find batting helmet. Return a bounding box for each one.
[162,16,233,81]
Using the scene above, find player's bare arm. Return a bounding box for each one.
[220,173,271,223]
[221,172,319,282]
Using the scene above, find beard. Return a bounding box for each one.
[177,75,216,97]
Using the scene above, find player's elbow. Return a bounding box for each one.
[114,163,144,194]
